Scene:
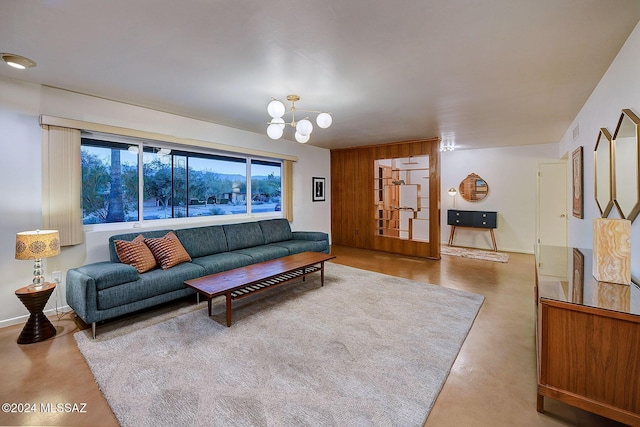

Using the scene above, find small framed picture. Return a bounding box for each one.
[312,177,325,202]
[572,146,583,219]
[572,248,584,304]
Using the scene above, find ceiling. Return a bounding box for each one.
[1,1,640,151]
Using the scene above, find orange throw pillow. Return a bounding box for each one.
[114,235,157,273]
[144,231,192,270]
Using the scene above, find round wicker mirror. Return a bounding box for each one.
[459,173,489,202]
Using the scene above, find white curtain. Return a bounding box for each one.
[41,125,84,246]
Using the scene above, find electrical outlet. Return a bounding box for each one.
[52,271,62,284]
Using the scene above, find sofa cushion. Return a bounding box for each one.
[232,245,290,263]
[109,229,173,263]
[223,222,265,251]
[259,219,294,244]
[144,231,192,269]
[174,225,228,258]
[97,262,205,310]
[114,235,157,273]
[191,252,254,275]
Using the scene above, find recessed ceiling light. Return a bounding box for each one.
[1,53,36,70]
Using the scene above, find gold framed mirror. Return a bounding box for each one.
[594,128,613,217]
[612,109,640,222]
[459,173,489,202]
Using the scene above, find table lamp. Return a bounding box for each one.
[15,229,60,290]
[448,187,457,208]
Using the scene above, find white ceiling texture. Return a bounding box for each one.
[1,1,640,150]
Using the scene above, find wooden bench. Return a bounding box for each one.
[184,252,336,326]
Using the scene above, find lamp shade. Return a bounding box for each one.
[15,230,60,260]
[448,188,457,197]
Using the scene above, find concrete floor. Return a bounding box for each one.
[0,245,628,426]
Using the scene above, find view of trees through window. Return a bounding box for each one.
[81,138,282,225]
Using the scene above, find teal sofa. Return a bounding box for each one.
[66,219,329,338]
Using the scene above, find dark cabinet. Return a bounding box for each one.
[447,210,497,228]
[447,210,498,251]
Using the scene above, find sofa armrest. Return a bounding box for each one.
[74,261,139,289]
[66,268,98,324]
[292,231,329,242]
[66,262,139,324]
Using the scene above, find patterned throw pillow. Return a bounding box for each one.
[114,235,157,273]
[144,231,192,270]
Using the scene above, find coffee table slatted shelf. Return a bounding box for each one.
[231,266,319,297]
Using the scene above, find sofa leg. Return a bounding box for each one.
[91,322,96,340]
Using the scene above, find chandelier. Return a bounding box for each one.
[266,95,332,143]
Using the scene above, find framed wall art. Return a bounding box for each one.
[571,248,584,304]
[572,146,583,218]
[312,177,325,202]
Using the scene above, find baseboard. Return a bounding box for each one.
[0,305,72,329]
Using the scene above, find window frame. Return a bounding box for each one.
[81,132,283,232]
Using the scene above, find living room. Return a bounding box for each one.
[2,2,640,426]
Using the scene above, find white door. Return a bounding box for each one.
[537,162,568,276]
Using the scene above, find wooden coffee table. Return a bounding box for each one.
[184,251,336,326]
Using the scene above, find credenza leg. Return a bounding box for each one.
[448,226,456,246]
[536,393,544,413]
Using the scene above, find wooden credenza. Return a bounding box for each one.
[535,245,640,426]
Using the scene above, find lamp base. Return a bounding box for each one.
[27,283,46,291]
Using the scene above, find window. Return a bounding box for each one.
[250,160,282,213]
[81,136,281,225]
[81,139,139,224]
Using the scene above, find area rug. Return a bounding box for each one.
[441,245,509,263]
[75,263,484,427]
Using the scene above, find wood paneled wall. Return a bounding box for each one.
[330,138,441,259]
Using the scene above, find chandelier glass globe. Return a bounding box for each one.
[270,117,285,129]
[296,119,313,136]
[295,132,310,143]
[267,123,284,139]
[316,112,332,129]
[267,100,285,118]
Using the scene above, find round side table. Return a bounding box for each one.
[15,282,57,344]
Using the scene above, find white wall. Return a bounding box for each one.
[0,77,45,325]
[559,21,640,281]
[440,143,560,253]
[0,78,331,326]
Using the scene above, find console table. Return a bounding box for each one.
[535,245,640,425]
[447,209,498,251]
